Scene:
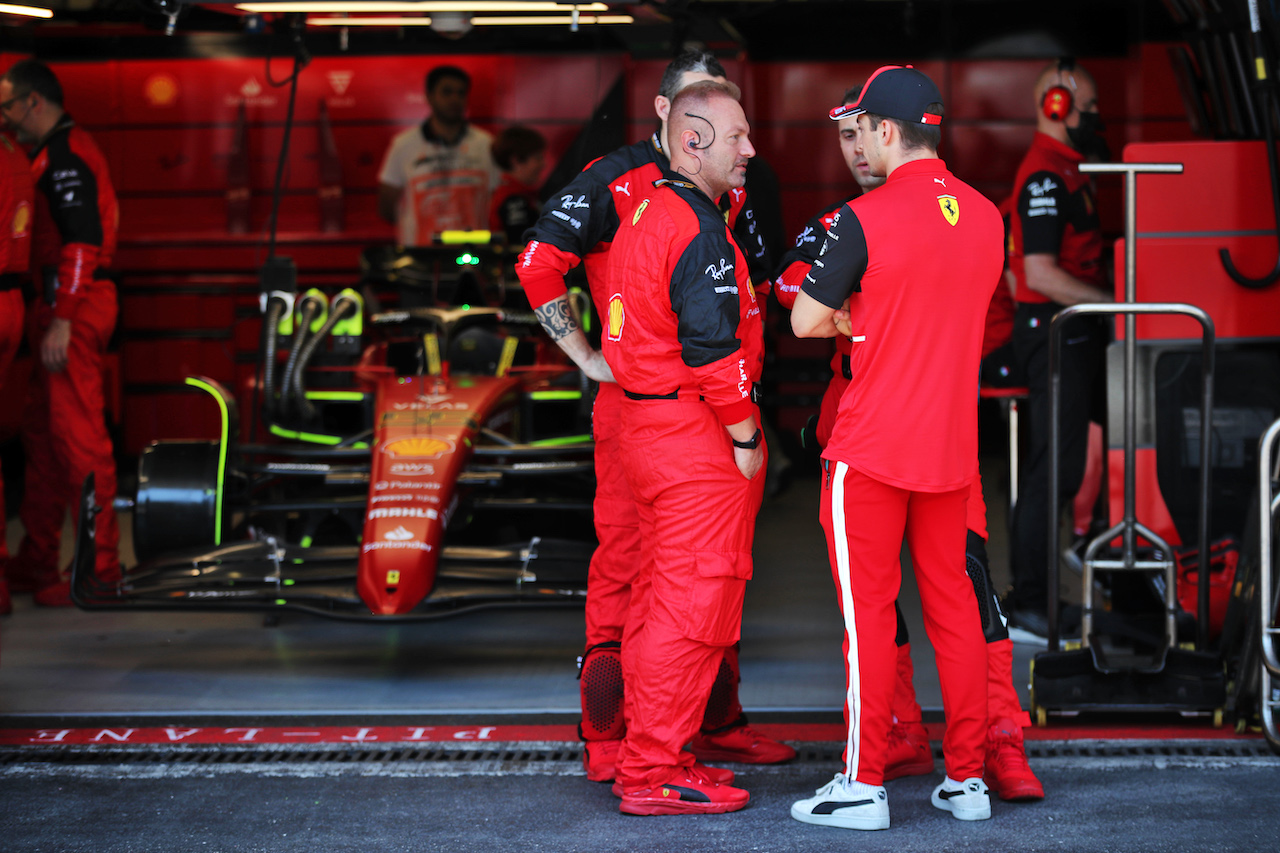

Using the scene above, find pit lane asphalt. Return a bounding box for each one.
[2,742,1278,852]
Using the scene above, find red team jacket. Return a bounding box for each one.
[602,176,764,426]
[29,116,119,319]
[517,133,770,314]
[1008,131,1102,304]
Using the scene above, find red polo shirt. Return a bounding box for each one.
[800,158,1002,491]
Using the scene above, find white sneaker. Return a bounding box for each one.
[790,773,890,831]
[931,776,992,821]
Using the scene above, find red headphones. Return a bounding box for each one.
[1041,56,1076,122]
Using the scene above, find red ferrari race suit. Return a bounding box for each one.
[13,115,121,593]
[801,158,1001,786]
[517,134,774,754]
[601,175,766,787]
[775,196,1023,728]
[0,132,33,612]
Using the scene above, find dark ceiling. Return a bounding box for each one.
[0,1,1191,61]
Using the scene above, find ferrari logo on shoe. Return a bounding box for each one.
[662,787,672,797]
[937,195,959,226]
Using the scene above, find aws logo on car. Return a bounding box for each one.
[383,437,455,458]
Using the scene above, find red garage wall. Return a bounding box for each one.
[0,45,1193,454]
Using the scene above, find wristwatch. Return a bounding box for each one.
[731,428,762,450]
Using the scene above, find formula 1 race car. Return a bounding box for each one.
[71,242,597,621]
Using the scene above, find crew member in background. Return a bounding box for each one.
[0,129,33,617]
[603,81,764,816]
[1006,59,1111,642]
[774,86,1042,802]
[789,66,1002,830]
[378,65,498,247]
[517,49,790,785]
[0,59,121,606]
[488,125,546,245]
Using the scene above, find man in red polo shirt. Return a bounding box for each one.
[789,66,1002,830]
[775,86,1043,802]
[602,80,764,816]
[1006,59,1112,640]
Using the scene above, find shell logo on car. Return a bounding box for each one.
[384,437,454,458]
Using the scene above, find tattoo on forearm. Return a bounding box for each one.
[535,299,579,342]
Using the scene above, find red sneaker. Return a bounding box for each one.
[884,721,934,781]
[984,717,1044,801]
[583,739,622,782]
[618,766,750,815]
[690,724,795,764]
[611,763,734,797]
[34,580,73,608]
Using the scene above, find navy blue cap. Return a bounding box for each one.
[829,65,943,126]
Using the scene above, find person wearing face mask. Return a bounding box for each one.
[1005,58,1113,643]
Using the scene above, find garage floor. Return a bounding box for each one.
[4,451,1276,853]
[0,458,1032,719]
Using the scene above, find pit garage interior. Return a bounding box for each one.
[2,1,1280,850]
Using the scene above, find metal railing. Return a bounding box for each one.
[1259,417,1280,750]
[1046,161,1218,660]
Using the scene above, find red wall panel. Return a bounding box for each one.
[0,46,1200,453]
[1116,140,1280,342]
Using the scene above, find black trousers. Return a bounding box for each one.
[1009,301,1107,614]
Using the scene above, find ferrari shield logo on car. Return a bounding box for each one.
[937,195,959,226]
[608,294,625,342]
[384,437,454,458]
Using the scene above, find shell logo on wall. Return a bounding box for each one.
[144,73,179,107]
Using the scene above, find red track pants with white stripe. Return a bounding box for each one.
[821,462,987,786]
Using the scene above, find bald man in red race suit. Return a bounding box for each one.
[602,81,765,816]
[517,51,790,784]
